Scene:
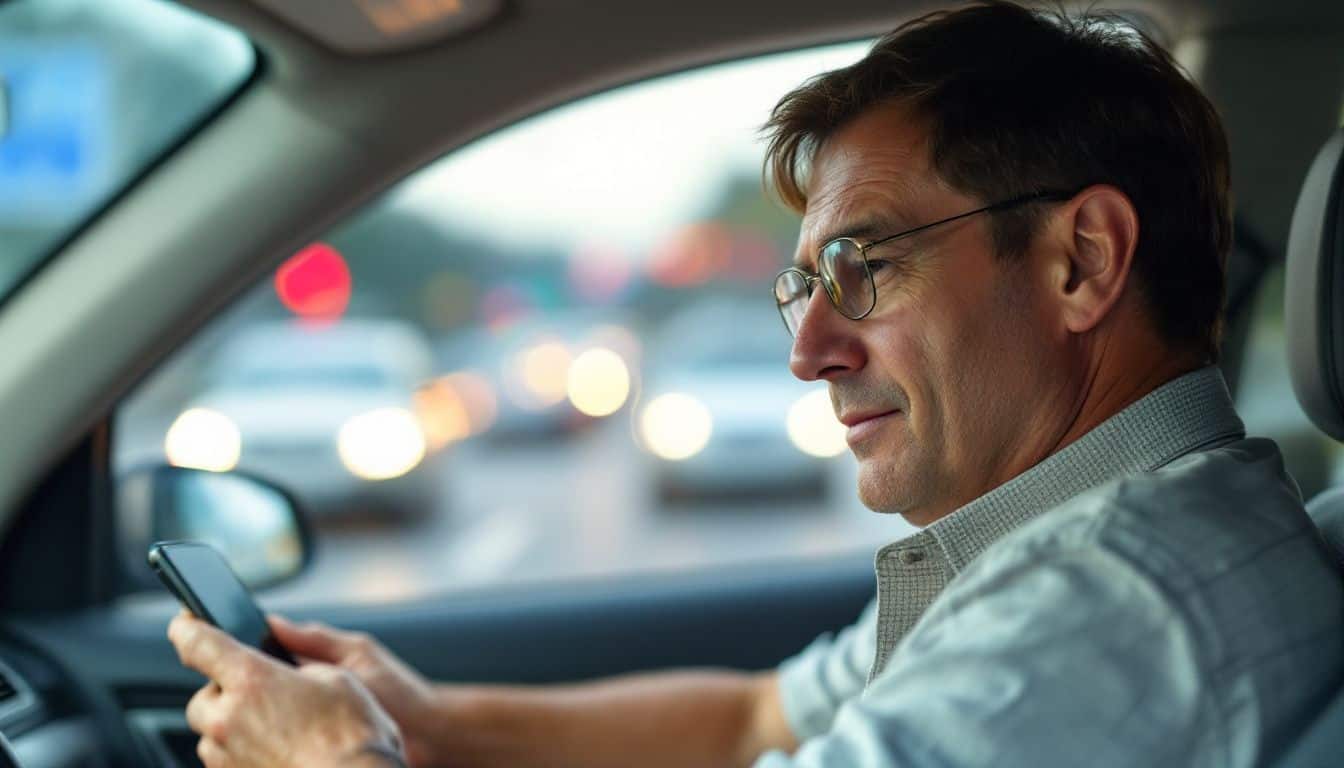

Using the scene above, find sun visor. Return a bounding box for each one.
[250,0,504,55]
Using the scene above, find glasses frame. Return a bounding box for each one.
[774,189,1078,336]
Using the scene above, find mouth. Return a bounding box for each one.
[838,409,900,428]
[840,409,901,446]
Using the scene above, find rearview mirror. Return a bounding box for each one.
[117,465,313,591]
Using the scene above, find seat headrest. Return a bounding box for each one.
[1287,128,1344,440]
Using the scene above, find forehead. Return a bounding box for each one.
[794,103,939,266]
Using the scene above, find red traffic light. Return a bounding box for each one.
[274,242,352,321]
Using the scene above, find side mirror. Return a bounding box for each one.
[117,465,313,591]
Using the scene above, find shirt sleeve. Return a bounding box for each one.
[776,597,879,741]
[755,545,1216,768]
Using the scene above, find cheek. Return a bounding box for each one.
[933,272,1049,432]
[859,255,1026,437]
[896,271,1016,432]
[861,305,928,395]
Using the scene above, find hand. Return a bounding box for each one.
[268,615,442,766]
[168,611,403,768]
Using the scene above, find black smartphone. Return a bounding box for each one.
[148,541,296,665]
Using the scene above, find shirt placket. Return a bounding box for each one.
[869,533,950,682]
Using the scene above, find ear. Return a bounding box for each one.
[1047,185,1140,334]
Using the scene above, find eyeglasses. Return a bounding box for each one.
[773,190,1075,337]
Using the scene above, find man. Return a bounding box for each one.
[168,2,1344,766]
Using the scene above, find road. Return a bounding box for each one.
[118,411,915,610]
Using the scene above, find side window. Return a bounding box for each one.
[113,42,917,607]
[1235,264,1340,499]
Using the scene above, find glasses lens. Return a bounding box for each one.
[774,270,810,336]
[819,239,876,319]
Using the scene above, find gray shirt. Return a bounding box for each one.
[761,367,1344,767]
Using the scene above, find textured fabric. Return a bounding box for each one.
[767,366,1344,767]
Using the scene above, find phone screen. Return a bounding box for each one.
[149,542,295,665]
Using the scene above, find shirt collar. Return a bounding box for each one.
[916,365,1245,573]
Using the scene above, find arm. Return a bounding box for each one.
[269,617,798,768]
[756,546,1209,767]
[429,670,796,768]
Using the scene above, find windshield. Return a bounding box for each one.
[0,0,254,300]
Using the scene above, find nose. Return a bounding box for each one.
[788,287,867,382]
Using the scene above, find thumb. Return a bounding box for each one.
[268,615,352,663]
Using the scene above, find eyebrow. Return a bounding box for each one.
[792,215,912,270]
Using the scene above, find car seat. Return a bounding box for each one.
[1273,126,1344,766]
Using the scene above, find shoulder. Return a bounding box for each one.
[938,436,1344,699]
[982,437,1315,584]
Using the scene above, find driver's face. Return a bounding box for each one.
[789,102,1064,526]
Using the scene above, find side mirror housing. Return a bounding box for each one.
[117,465,313,592]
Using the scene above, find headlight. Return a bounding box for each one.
[510,341,571,409]
[787,389,848,458]
[165,408,242,472]
[640,393,712,460]
[567,347,631,417]
[337,408,427,481]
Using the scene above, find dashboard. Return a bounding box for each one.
[0,635,196,768]
[0,644,101,768]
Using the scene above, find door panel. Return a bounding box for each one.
[9,555,873,688]
[5,554,873,754]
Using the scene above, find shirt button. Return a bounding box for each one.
[899,549,926,565]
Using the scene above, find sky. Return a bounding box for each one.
[391,41,871,253]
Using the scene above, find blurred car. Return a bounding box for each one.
[435,311,640,441]
[638,298,846,501]
[164,319,440,521]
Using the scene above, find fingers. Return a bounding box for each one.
[268,614,359,663]
[197,737,228,768]
[185,683,225,744]
[168,614,253,689]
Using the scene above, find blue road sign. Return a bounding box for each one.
[0,42,110,225]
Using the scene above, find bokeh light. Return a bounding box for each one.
[479,284,532,333]
[165,408,242,472]
[646,221,733,287]
[567,347,631,417]
[274,243,352,321]
[640,393,713,460]
[441,371,498,435]
[414,370,503,449]
[512,341,572,409]
[337,408,427,481]
[413,381,473,451]
[569,243,634,304]
[787,389,848,458]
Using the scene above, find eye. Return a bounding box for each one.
[864,257,907,291]
[866,258,902,282]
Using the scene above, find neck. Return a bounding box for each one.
[908,330,1206,529]
[1048,344,1204,458]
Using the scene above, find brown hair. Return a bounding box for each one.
[763,1,1232,360]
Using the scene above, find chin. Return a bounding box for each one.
[855,463,917,515]
[856,454,949,526]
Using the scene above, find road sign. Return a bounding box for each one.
[0,42,110,224]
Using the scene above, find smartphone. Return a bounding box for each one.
[148,541,296,665]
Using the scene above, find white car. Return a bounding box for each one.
[638,300,846,501]
[166,320,440,521]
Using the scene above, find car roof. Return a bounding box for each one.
[0,0,1340,522]
[212,319,433,376]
